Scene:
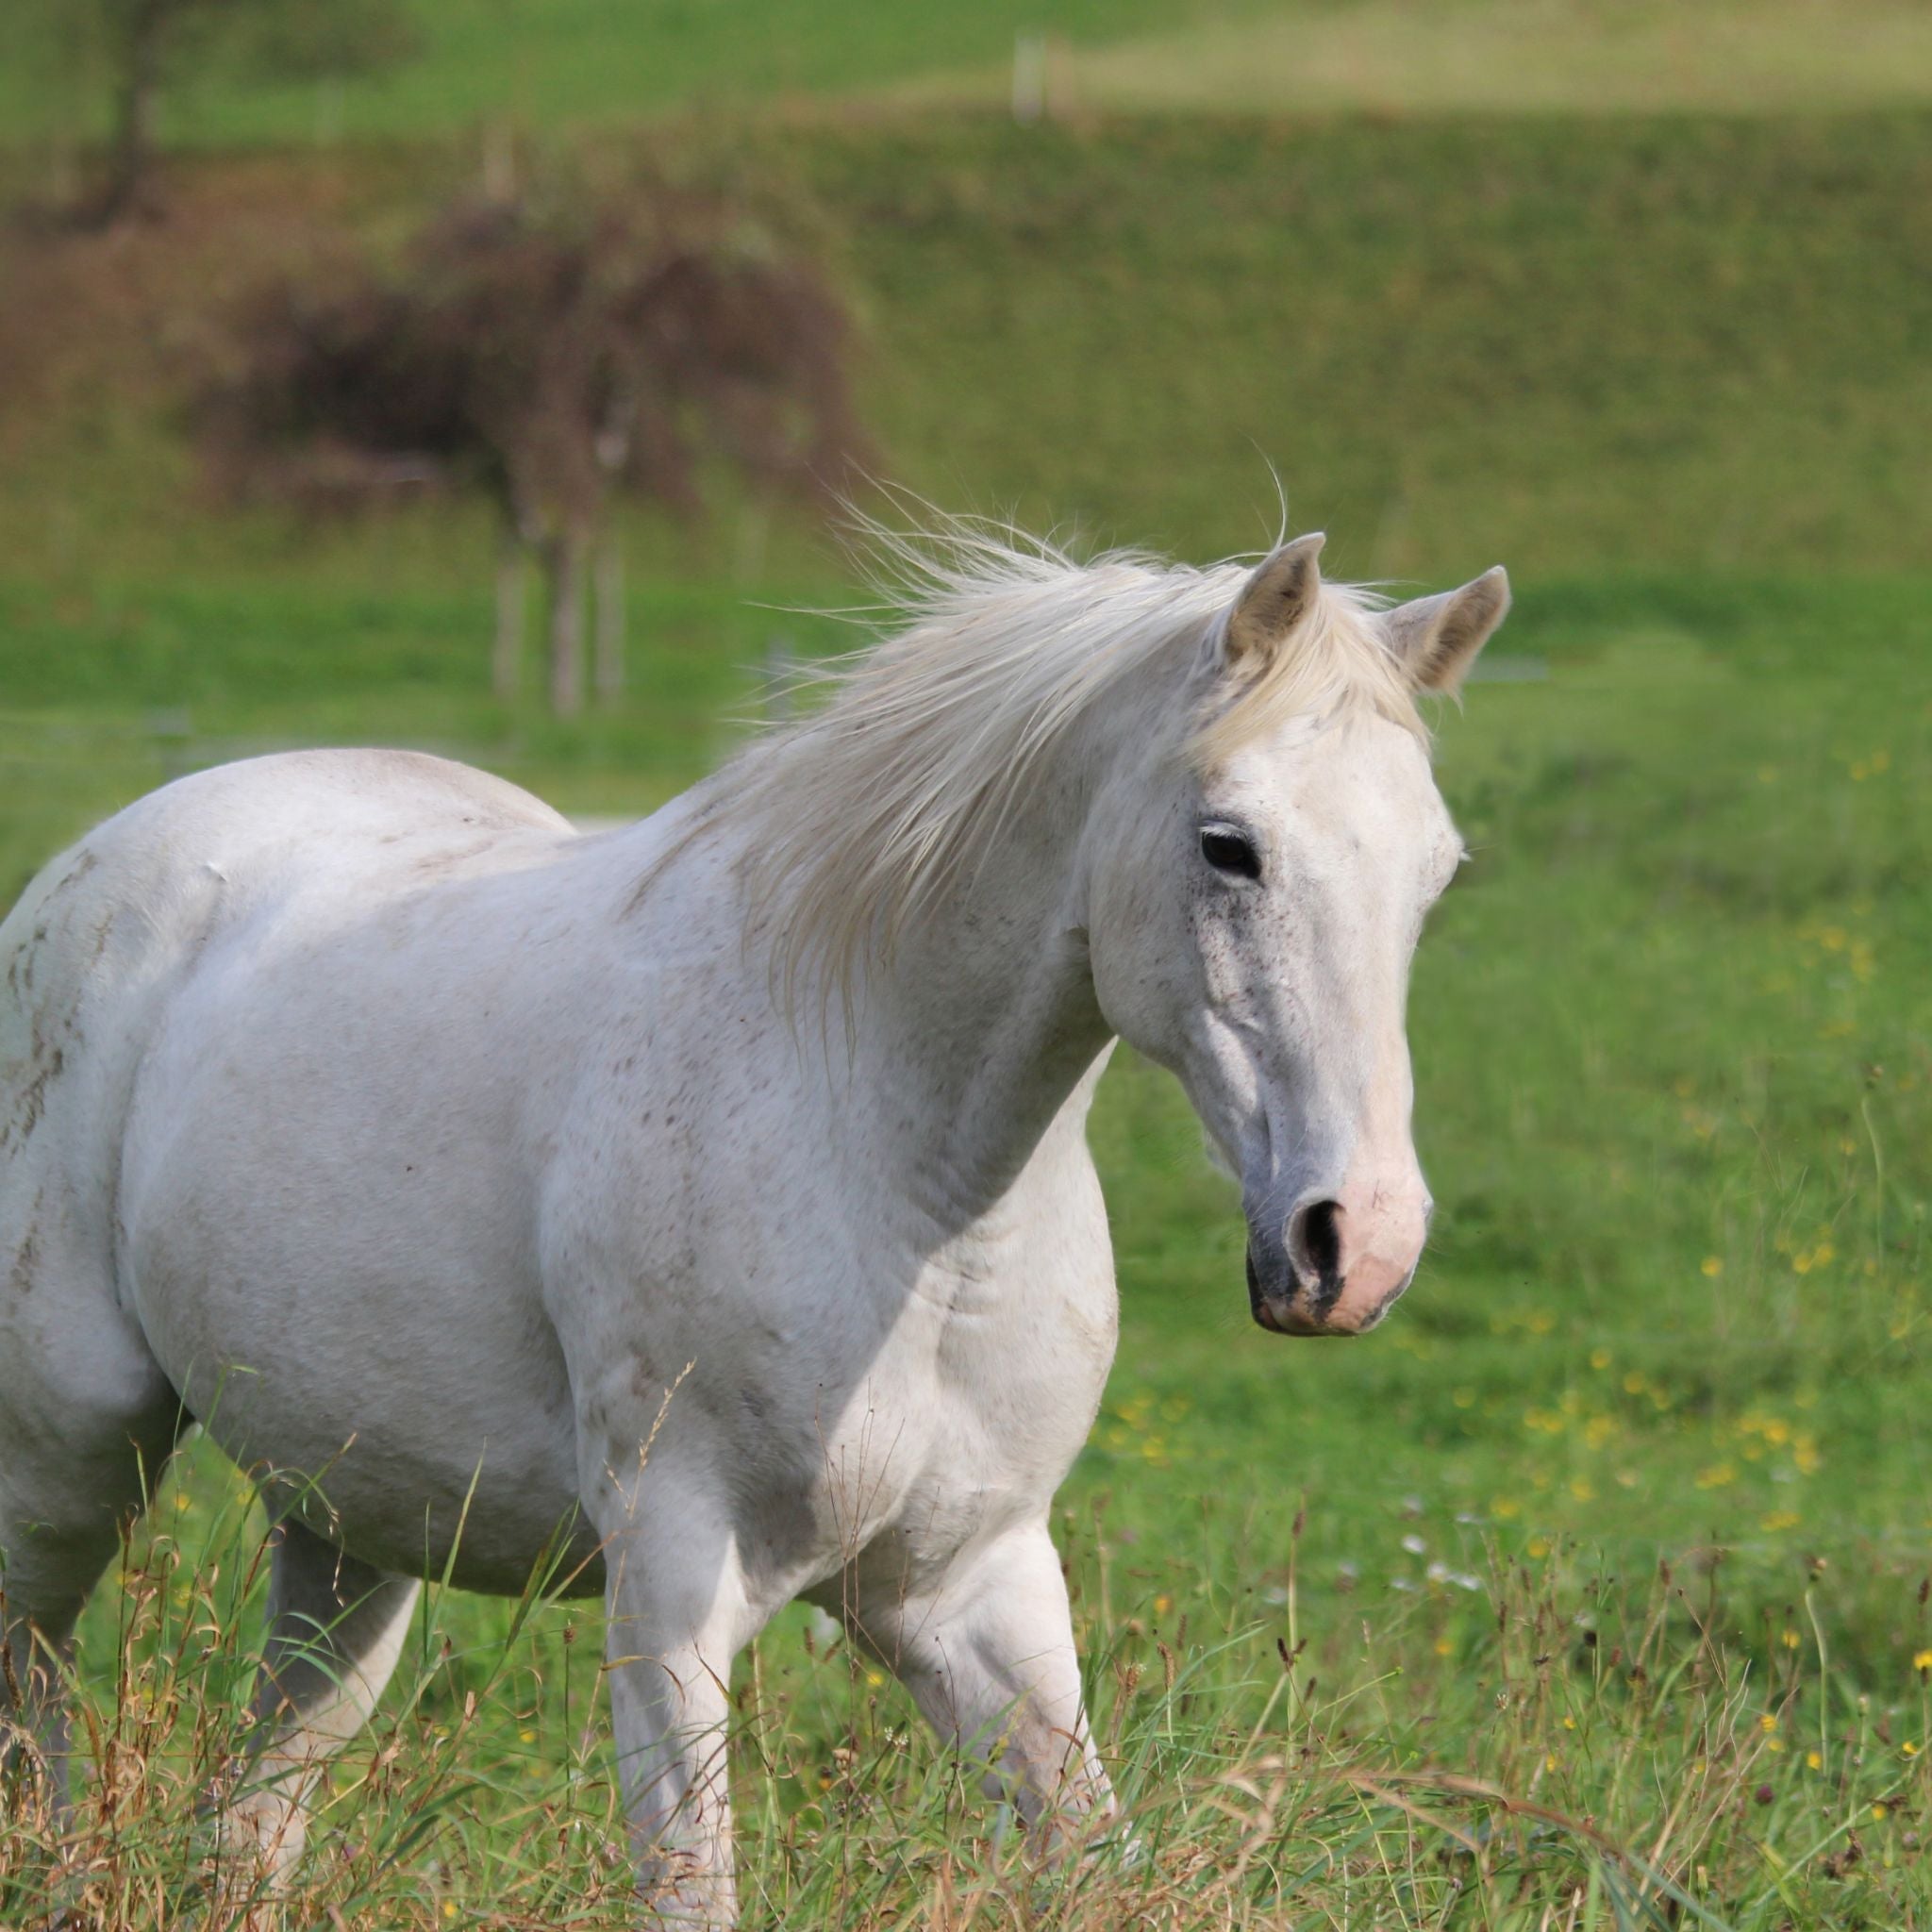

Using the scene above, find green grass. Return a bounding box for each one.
[10,0,1932,148]
[2,0,1257,147]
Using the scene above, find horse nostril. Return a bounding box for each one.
[1288,1199,1344,1295]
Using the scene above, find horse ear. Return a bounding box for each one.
[1382,567,1511,693]
[1224,533,1325,666]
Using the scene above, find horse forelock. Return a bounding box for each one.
[708,517,1424,1017]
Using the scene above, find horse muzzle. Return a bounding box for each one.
[1244,1188,1427,1339]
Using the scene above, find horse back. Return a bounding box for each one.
[1,748,573,1241]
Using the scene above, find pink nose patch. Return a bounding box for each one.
[1327,1249,1416,1329]
[1319,1173,1428,1330]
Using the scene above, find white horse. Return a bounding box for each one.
[0,525,1507,1922]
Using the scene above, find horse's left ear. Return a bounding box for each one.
[1382,567,1511,693]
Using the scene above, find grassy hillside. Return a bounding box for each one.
[3,111,1928,602]
[801,112,1932,575]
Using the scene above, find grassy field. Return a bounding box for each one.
[911,0,1932,117]
[9,0,1932,146]
[4,13,1932,1926]
[3,0,1259,145]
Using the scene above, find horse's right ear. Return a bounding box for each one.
[1224,533,1325,666]
[1381,566,1511,693]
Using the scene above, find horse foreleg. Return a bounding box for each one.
[222,1518,418,1884]
[858,1519,1118,1859]
[590,1458,750,1928]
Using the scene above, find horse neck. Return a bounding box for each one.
[834,729,1130,1234]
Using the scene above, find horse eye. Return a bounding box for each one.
[1199,827,1261,880]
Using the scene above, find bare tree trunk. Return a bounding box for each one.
[100,0,169,225]
[546,529,588,717]
[594,533,625,706]
[493,536,525,700]
[482,119,517,203]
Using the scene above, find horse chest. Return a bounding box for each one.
[793,1263,1115,1575]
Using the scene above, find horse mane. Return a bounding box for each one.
[714,516,1423,1015]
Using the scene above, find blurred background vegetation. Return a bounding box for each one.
[2,2,1929,1924]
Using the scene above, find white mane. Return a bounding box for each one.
[720,521,1423,1011]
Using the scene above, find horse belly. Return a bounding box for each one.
[271,1438,606,1600]
[138,1209,602,1596]
[135,1213,596,1587]
[122,958,598,1593]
